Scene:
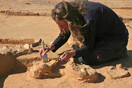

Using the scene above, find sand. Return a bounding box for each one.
[0,0,132,88]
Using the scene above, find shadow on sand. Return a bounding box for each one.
[0,74,8,88]
[89,50,132,83]
[92,50,132,69]
[0,59,27,88]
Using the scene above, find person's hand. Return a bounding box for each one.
[59,50,76,61]
[39,47,50,58]
[39,44,55,58]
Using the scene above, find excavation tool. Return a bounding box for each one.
[41,40,49,62]
[32,39,42,47]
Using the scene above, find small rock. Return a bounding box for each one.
[2,46,9,50]
[0,46,11,54]
[107,64,130,79]
[78,64,99,83]
[24,44,30,49]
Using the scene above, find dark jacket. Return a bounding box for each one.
[52,1,128,58]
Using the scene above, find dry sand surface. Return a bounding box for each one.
[0,16,132,88]
[0,0,132,88]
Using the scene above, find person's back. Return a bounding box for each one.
[84,1,128,43]
[80,1,129,64]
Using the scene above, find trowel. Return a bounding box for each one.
[41,40,49,62]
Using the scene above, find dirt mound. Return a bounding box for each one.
[0,39,34,44]
[107,64,130,79]
[0,52,15,77]
[0,45,34,57]
[0,44,34,77]
[27,60,61,79]
[65,59,99,83]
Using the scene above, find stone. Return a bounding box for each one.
[2,46,9,50]
[24,44,30,49]
[107,64,130,79]
[78,64,99,82]
[65,58,99,83]
[27,60,61,79]
[0,46,10,54]
[0,45,34,57]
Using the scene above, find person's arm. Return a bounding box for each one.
[40,31,70,57]
[52,31,71,52]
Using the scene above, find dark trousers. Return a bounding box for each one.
[82,40,128,65]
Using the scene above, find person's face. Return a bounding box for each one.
[55,20,69,31]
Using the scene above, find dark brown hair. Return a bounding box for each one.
[52,0,88,45]
[52,0,87,26]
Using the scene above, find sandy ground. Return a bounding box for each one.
[0,14,59,44]
[0,14,132,88]
[0,0,132,13]
[0,0,132,88]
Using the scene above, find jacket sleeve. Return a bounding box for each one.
[52,32,71,52]
[74,20,96,58]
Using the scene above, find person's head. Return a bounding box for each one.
[52,2,69,21]
[51,2,73,37]
[52,1,86,25]
[52,1,87,36]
